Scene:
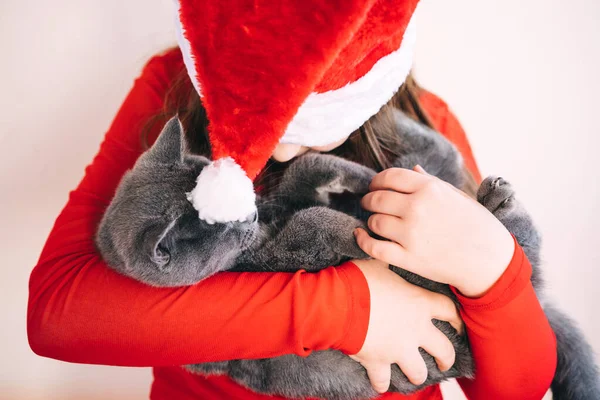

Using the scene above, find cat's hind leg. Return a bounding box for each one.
[478,176,600,399]
[544,302,600,400]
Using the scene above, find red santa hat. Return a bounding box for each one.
[174,0,420,224]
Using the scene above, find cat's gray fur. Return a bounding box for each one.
[96,112,599,399]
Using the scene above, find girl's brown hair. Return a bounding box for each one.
[142,56,477,196]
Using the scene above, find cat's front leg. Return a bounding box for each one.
[244,207,369,272]
[277,153,376,207]
[477,176,542,283]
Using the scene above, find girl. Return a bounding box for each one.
[28,1,556,399]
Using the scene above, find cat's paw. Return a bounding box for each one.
[341,163,377,194]
[317,162,376,198]
[325,217,370,260]
[477,176,517,219]
[339,226,371,260]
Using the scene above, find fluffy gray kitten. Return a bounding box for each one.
[96,112,599,399]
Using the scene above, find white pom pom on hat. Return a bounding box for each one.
[174,0,421,223]
[186,157,256,225]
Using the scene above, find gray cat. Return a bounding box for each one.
[96,112,599,399]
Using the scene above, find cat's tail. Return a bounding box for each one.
[544,302,600,400]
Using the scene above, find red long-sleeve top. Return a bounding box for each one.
[27,49,557,400]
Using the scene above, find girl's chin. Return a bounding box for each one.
[271,136,349,163]
[271,146,309,162]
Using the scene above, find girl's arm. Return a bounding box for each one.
[26,52,370,366]
[454,236,556,399]
[369,93,557,398]
[431,98,556,399]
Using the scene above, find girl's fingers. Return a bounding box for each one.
[420,324,456,372]
[354,228,408,267]
[361,190,410,217]
[413,164,428,174]
[369,168,429,193]
[396,348,428,386]
[367,214,406,244]
[362,362,392,394]
[415,164,473,200]
[429,293,464,335]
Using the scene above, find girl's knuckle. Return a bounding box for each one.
[442,352,456,368]
[361,194,372,209]
[359,235,372,252]
[378,170,391,188]
[372,191,385,208]
[381,169,399,187]
[444,348,456,363]
[368,214,384,233]
[370,243,385,260]
[362,238,374,255]
[355,233,365,247]
[423,180,442,196]
[407,200,423,220]
[367,215,377,231]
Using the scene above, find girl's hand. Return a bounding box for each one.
[349,258,463,394]
[357,166,515,298]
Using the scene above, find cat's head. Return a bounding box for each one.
[97,117,259,287]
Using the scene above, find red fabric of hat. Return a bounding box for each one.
[175,0,420,223]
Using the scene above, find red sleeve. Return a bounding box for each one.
[452,236,557,399]
[26,51,371,367]
[420,92,556,398]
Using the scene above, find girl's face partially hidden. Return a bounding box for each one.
[271,136,350,162]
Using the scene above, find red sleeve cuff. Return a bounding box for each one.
[451,234,532,310]
[451,235,557,398]
[333,261,371,355]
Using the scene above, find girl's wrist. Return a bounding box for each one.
[454,230,516,298]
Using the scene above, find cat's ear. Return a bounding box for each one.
[143,218,179,273]
[148,116,187,163]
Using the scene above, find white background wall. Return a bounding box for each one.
[1,1,598,399]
